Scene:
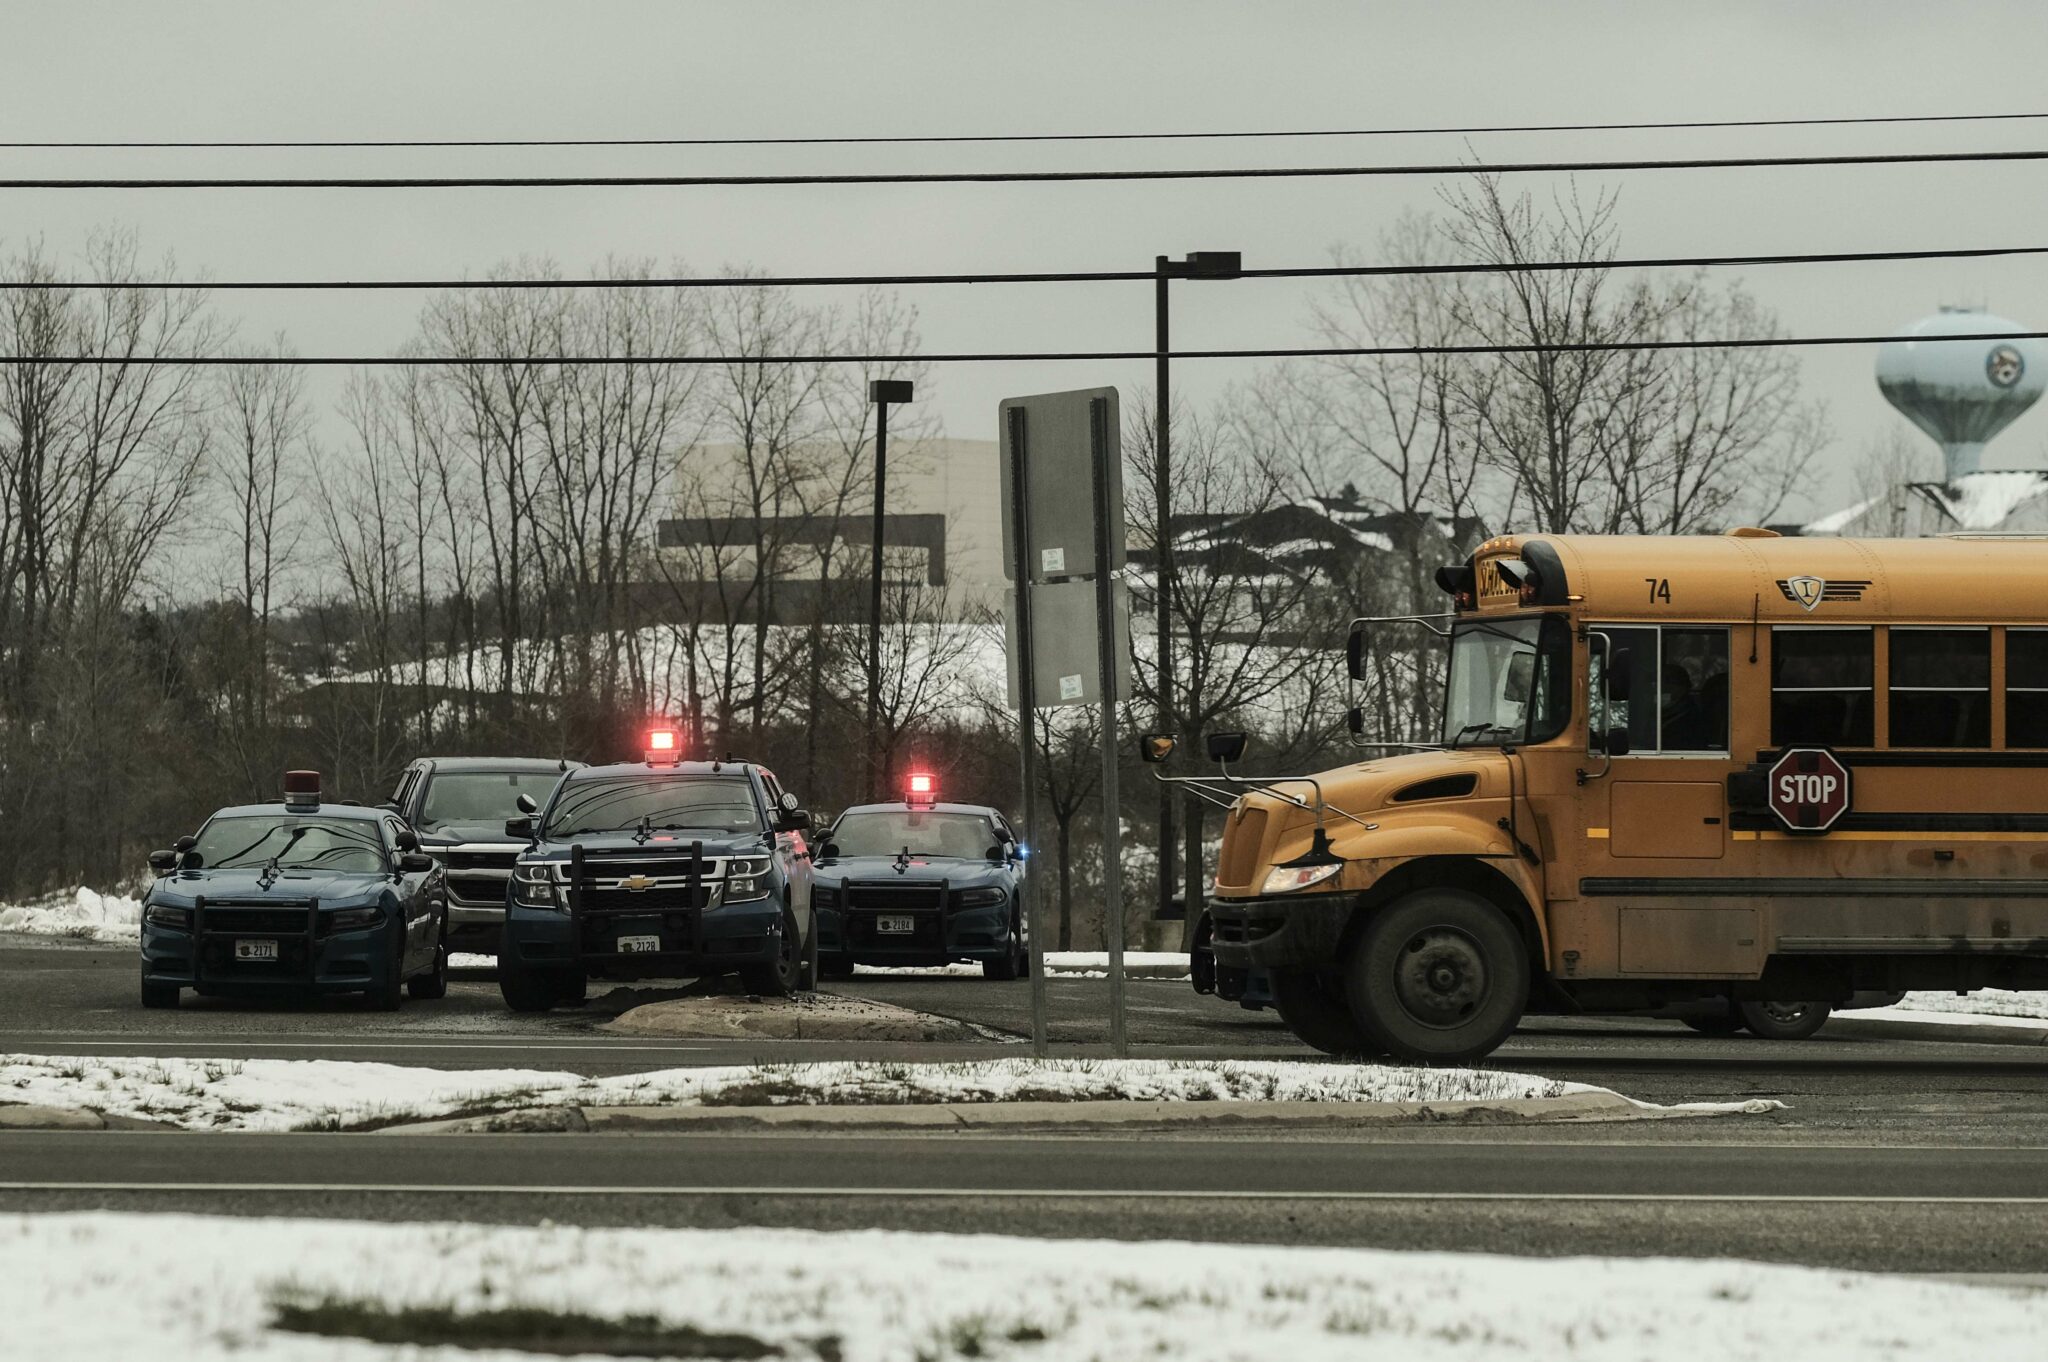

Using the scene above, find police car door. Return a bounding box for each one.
[758,769,811,914]
[384,816,432,970]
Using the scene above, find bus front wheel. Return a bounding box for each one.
[1344,888,1529,1065]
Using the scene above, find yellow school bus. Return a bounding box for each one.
[1201,530,2048,1063]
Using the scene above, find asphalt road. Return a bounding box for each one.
[7,1127,2048,1272]
[10,933,2048,1269]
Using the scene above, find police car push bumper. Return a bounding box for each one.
[502,845,787,974]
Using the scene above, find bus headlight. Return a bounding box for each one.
[1260,862,1342,895]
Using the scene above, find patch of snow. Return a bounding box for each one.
[0,888,142,943]
[1846,1005,2048,1032]
[0,1054,1697,1132]
[1045,951,1190,970]
[447,952,496,970]
[7,1213,2047,1361]
[1894,988,2048,1020]
[1801,494,1880,536]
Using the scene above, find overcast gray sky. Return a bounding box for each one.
[6,0,2048,521]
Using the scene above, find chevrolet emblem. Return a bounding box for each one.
[619,874,656,892]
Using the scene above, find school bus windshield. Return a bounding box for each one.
[1441,615,1571,746]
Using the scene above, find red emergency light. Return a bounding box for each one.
[906,772,937,805]
[645,727,681,765]
[283,769,322,810]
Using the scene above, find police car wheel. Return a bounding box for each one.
[499,956,563,1012]
[982,912,1025,980]
[555,970,588,1005]
[739,906,802,997]
[408,942,449,1001]
[819,952,857,980]
[1344,888,1529,1065]
[140,979,179,1010]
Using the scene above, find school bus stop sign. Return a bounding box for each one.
[1767,748,1852,832]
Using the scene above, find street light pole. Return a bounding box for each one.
[1151,251,1240,936]
[866,378,913,802]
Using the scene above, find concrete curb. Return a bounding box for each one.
[374,1089,1745,1135]
[1828,1016,2048,1048]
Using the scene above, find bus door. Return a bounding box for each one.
[1584,625,1747,976]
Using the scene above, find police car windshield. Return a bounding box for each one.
[418,770,563,832]
[545,774,761,839]
[832,810,992,859]
[194,816,386,873]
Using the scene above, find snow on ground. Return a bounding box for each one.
[1893,988,2048,1020]
[8,1212,2046,1361]
[0,888,141,943]
[0,1053,1720,1132]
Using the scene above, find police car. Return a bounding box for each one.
[497,727,817,1011]
[386,755,581,954]
[138,771,448,1010]
[812,774,1027,979]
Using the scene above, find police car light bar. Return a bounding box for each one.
[906,772,937,805]
[645,727,681,765]
[283,769,322,810]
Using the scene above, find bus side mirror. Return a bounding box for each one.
[1599,726,1632,757]
[1604,649,1633,702]
[1206,732,1248,764]
[1139,734,1177,764]
[1345,624,1366,680]
[1346,707,1365,736]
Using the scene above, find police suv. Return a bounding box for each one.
[386,755,581,954]
[138,771,448,1010]
[497,728,817,1010]
[812,774,1027,979]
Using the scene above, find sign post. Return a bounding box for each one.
[1766,748,1852,832]
[999,387,1129,1058]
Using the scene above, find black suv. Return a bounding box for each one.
[498,744,816,1011]
[387,756,581,953]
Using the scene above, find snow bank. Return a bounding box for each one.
[0,887,141,943]
[7,1213,2046,1361]
[1894,988,2048,1020]
[0,1054,1626,1132]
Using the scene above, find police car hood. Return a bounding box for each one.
[419,821,524,847]
[171,868,387,903]
[814,854,1007,886]
[532,830,768,860]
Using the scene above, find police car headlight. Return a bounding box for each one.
[1260,862,1342,895]
[144,903,191,929]
[956,887,1006,908]
[723,856,773,902]
[512,868,560,909]
[330,905,384,931]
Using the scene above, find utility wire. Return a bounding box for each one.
[1,147,2045,189]
[4,330,2039,367]
[8,111,2048,149]
[5,244,2044,291]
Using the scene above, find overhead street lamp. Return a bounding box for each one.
[1153,250,1241,933]
[867,377,914,801]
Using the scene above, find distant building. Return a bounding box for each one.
[655,438,1002,620]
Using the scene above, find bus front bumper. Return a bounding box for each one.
[1208,892,1358,971]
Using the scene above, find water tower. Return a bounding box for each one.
[1877,307,2045,480]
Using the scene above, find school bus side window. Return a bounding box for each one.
[2007,630,2048,747]
[1590,625,1730,753]
[1890,627,1989,748]
[1771,627,1874,747]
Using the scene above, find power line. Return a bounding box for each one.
[4,330,2039,367]
[7,244,2045,292]
[1,147,2044,190]
[8,111,2048,149]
